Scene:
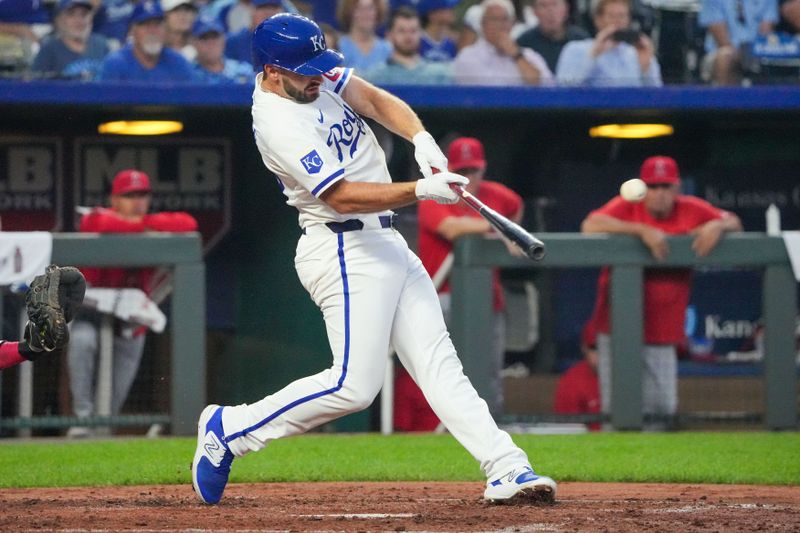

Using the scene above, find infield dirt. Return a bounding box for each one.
[2,482,799,532]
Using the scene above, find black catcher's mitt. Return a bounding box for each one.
[22,265,86,355]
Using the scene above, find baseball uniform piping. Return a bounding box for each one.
[334,68,352,94]
[224,234,351,443]
[312,168,344,196]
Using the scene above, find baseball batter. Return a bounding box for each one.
[191,13,556,506]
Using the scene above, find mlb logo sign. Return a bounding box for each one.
[301,149,323,175]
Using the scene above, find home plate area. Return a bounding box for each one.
[2,482,798,532]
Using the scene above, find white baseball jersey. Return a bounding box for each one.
[219,66,535,486]
[252,67,393,229]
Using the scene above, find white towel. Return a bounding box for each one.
[0,232,53,286]
[781,231,800,282]
[82,288,167,333]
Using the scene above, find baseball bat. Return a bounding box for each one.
[451,185,546,261]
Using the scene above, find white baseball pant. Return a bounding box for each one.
[220,225,529,478]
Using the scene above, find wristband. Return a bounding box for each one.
[18,340,40,361]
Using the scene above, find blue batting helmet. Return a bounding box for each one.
[252,13,344,75]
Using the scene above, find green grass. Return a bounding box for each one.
[0,432,798,488]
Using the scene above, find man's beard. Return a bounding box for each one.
[63,26,91,42]
[141,41,164,56]
[283,78,319,103]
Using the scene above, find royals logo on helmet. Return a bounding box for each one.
[310,35,325,52]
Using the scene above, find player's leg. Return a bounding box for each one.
[390,249,554,502]
[642,344,678,430]
[193,231,405,503]
[221,232,403,453]
[596,333,612,416]
[110,333,147,415]
[66,320,98,435]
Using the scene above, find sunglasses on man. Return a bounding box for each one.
[646,182,674,190]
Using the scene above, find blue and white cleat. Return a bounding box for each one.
[192,404,234,504]
[484,465,556,504]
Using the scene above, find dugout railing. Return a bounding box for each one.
[450,233,798,430]
[0,233,205,436]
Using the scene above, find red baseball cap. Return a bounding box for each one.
[639,156,680,185]
[447,137,486,172]
[111,169,152,195]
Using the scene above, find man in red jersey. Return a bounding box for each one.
[554,319,601,431]
[394,136,524,430]
[581,156,742,430]
[66,169,197,437]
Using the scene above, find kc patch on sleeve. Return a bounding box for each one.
[301,149,323,175]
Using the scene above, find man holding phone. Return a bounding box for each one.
[555,0,662,87]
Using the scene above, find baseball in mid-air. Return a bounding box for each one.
[620,178,647,203]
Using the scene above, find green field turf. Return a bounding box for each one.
[0,432,798,488]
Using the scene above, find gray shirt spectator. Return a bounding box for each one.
[516,0,589,73]
[454,0,553,86]
[32,0,110,79]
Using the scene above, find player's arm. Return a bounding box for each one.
[340,75,424,141]
[320,180,418,214]
[582,213,669,261]
[436,216,492,241]
[0,341,26,370]
[340,75,448,178]
[690,210,742,257]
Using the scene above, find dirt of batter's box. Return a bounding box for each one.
[2,482,799,532]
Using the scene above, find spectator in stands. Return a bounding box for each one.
[454,0,553,86]
[225,0,283,64]
[581,156,742,430]
[415,136,525,418]
[192,17,251,83]
[0,0,51,72]
[456,2,481,50]
[699,0,779,86]
[336,0,392,72]
[516,0,588,73]
[163,0,199,61]
[556,0,661,87]
[510,0,538,38]
[66,169,198,438]
[418,0,459,62]
[553,319,601,431]
[779,0,800,34]
[31,0,110,80]
[211,0,251,33]
[319,21,340,50]
[97,0,197,82]
[92,0,136,48]
[365,6,452,84]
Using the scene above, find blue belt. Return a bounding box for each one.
[303,215,396,235]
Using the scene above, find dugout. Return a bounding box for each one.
[0,82,798,434]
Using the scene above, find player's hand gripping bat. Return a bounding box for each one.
[450,184,546,261]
